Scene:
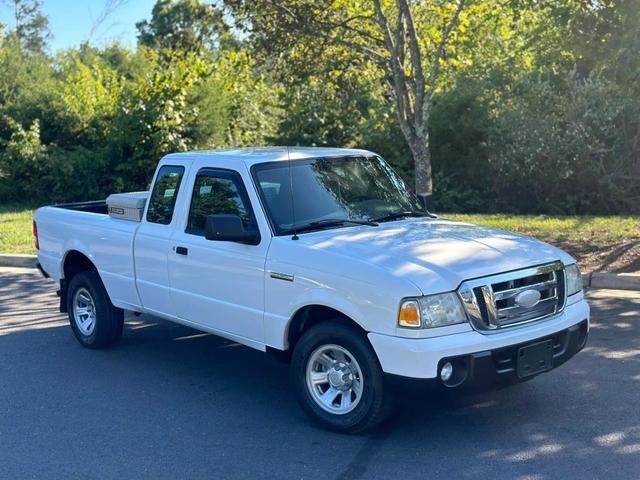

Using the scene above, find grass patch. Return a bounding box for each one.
[0,205,638,264]
[445,214,640,245]
[0,205,36,255]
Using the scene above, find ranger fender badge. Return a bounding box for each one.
[270,272,294,282]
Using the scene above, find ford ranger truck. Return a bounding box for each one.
[34,147,589,433]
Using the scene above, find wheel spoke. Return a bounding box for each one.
[332,349,348,364]
[317,353,335,369]
[352,378,362,396]
[320,387,340,406]
[310,371,329,385]
[78,292,92,304]
[340,392,352,410]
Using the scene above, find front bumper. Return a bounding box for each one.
[443,319,588,388]
[368,298,589,381]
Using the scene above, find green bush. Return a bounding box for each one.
[0,43,282,203]
[429,78,493,212]
[485,75,640,214]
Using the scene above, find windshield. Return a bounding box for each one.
[252,155,422,235]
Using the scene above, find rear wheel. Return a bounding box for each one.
[292,321,392,433]
[67,271,124,349]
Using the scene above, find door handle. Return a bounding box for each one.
[175,246,188,256]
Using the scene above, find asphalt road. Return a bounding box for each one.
[0,267,639,480]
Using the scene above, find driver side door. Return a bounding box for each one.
[168,168,268,344]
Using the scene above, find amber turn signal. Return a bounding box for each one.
[398,300,421,328]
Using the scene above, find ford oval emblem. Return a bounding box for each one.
[514,289,541,308]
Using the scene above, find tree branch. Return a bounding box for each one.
[397,0,426,132]
[263,0,388,63]
[89,0,130,40]
[395,4,405,69]
[373,0,415,137]
[426,0,466,105]
[330,14,384,46]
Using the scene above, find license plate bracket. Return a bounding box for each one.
[517,339,554,378]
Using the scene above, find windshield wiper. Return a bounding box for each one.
[369,210,432,223]
[289,218,378,236]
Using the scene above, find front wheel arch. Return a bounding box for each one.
[286,304,369,355]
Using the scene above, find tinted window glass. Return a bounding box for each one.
[186,170,255,236]
[146,165,185,225]
[252,156,421,234]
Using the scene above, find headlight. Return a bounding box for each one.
[399,292,467,329]
[565,263,583,296]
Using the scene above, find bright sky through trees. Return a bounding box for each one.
[0,0,155,51]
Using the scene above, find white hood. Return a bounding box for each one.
[296,218,575,294]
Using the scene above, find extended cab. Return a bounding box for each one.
[35,147,589,432]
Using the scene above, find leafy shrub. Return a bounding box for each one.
[485,75,640,214]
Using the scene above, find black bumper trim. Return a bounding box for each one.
[443,319,589,389]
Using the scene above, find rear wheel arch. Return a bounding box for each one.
[63,250,97,280]
[60,250,99,312]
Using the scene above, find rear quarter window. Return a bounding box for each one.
[146,165,185,225]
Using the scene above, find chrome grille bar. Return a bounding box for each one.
[480,285,500,329]
[493,279,557,301]
[457,262,566,333]
[499,296,558,315]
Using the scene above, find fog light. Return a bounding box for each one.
[440,361,453,382]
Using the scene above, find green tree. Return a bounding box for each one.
[3,0,50,54]
[136,0,228,54]
[0,117,46,199]
[59,56,123,143]
[226,0,500,199]
[269,43,412,180]
[110,48,209,189]
[484,75,640,214]
[0,32,57,142]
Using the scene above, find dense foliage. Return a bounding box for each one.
[0,0,638,214]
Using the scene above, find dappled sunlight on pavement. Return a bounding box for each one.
[0,267,67,335]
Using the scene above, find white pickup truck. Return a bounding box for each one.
[35,147,589,433]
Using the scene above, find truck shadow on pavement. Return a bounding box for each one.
[1,269,639,479]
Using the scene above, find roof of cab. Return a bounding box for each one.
[161,146,375,168]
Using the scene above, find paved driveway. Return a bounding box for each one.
[0,267,638,479]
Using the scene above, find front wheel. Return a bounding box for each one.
[291,321,392,433]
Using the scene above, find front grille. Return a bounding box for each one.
[457,262,566,332]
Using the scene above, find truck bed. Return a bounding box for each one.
[35,201,142,312]
[53,200,108,215]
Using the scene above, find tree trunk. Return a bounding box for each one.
[407,130,432,196]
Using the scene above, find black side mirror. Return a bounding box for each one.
[204,214,260,245]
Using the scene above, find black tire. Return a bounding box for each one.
[66,270,124,349]
[291,321,392,433]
